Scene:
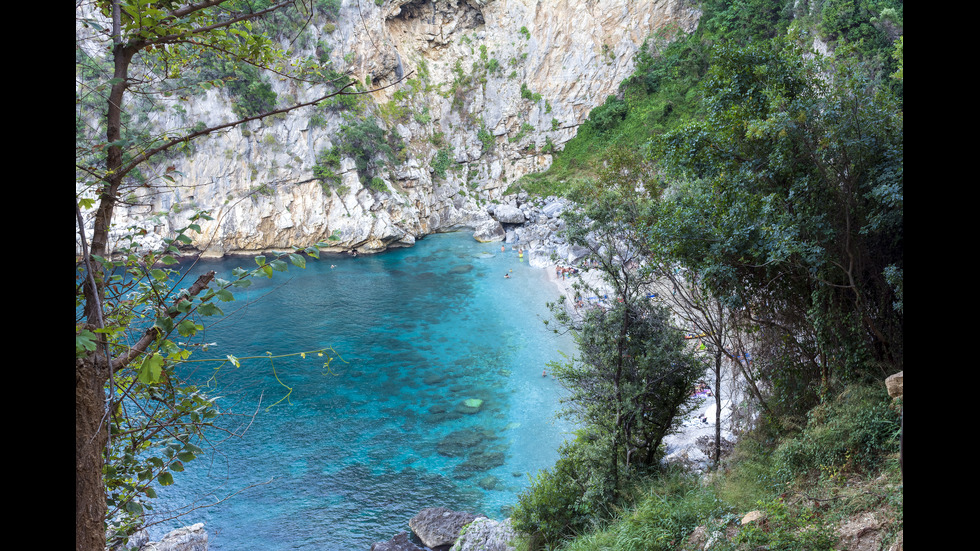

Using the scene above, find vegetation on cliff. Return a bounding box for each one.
[510,0,903,549]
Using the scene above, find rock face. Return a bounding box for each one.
[409,507,487,550]
[79,0,701,257]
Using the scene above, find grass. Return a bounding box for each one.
[511,383,902,551]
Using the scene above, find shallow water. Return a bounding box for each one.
[147,232,576,549]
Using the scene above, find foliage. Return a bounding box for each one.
[75,2,360,548]
[560,470,728,551]
[733,497,837,550]
[653,38,903,414]
[696,0,793,44]
[515,27,707,192]
[772,384,901,483]
[430,146,454,180]
[511,436,601,548]
[511,6,903,551]
[313,115,402,191]
[79,212,334,547]
[515,171,705,549]
[521,82,543,102]
[477,119,495,153]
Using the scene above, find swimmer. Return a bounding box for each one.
[542,369,547,377]
[504,273,510,278]
[501,244,505,252]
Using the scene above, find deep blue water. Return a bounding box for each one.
[147,232,576,550]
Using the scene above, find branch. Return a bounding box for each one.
[111,270,217,372]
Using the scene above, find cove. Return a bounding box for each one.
[148,232,576,550]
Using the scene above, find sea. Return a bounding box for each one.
[145,231,577,550]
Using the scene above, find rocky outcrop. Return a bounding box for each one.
[126,522,208,551]
[370,531,426,551]
[409,508,487,551]
[450,517,518,551]
[80,0,701,257]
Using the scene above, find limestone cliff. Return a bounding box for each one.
[98,0,700,256]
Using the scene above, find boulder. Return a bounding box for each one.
[491,204,526,224]
[142,523,208,551]
[472,219,505,242]
[741,510,765,525]
[885,371,903,398]
[540,200,566,219]
[409,508,487,551]
[370,531,426,551]
[450,517,518,551]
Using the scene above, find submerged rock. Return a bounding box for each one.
[436,428,490,457]
[456,398,484,414]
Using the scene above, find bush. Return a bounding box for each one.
[562,472,726,551]
[733,497,836,550]
[773,384,900,483]
[313,116,402,190]
[430,147,453,180]
[512,451,592,549]
[511,433,620,549]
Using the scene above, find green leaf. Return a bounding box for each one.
[197,302,223,316]
[138,353,165,384]
[76,329,97,356]
[288,253,306,269]
[157,472,174,486]
[177,319,203,337]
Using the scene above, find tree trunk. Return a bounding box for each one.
[76,355,109,551]
[714,349,722,467]
[77,32,135,550]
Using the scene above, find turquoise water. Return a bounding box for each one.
[148,232,576,549]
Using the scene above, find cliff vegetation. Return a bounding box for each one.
[506,0,903,549]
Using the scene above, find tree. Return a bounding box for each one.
[655,37,903,416]
[75,2,369,548]
[550,157,704,495]
[645,258,759,466]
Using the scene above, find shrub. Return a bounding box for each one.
[733,497,836,550]
[430,147,453,180]
[511,451,593,549]
[773,384,900,483]
[477,121,495,154]
[562,472,727,551]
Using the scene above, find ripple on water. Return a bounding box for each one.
[148,233,575,550]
